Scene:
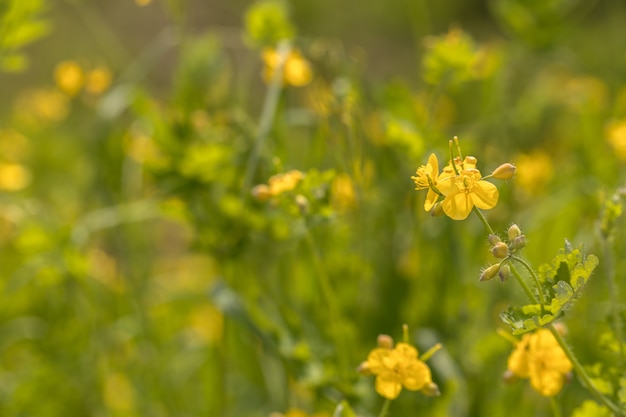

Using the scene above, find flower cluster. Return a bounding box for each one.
[262,47,312,87]
[504,327,572,397]
[358,333,440,400]
[480,224,527,282]
[411,137,515,220]
[251,170,304,201]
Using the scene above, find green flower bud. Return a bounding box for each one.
[498,264,511,282]
[480,263,501,281]
[491,163,516,180]
[377,334,394,349]
[488,234,501,246]
[511,235,526,250]
[430,202,444,217]
[507,224,522,240]
[491,241,509,258]
[421,382,441,397]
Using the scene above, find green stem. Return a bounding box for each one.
[550,397,562,417]
[548,324,624,416]
[509,263,539,305]
[304,227,350,376]
[378,399,392,417]
[241,41,290,197]
[511,256,546,305]
[472,207,495,235]
[601,235,626,366]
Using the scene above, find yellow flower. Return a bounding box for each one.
[85,67,112,95]
[262,48,312,87]
[54,61,84,96]
[135,0,152,5]
[607,120,626,161]
[267,170,303,195]
[359,342,434,399]
[437,167,499,220]
[411,153,442,212]
[507,328,572,397]
[0,163,31,191]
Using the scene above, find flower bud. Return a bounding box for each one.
[430,202,444,217]
[491,241,509,258]
[295,194,309,215]
[421,382,441,397]
[251,184,271,201]
[498,264,511,282]
[507,224,522,240]
[479,263,501,281]
[488,234,501,246]
[552,322,568,337]
[491,163,516,180]
[377,334,394,349]
[511,235,526,250]
[357,361,372,376]
[502,369,517,384]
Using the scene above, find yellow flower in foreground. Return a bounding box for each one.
[359,340,437,399]
[411,153,442,211]
[507,328,572,397]
[437,168,498,220]
[54,61,84,96]
[262,48,312,87]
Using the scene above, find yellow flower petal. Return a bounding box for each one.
[442,191,473,220]
[375,372,403,399]
[401,360,431,391]
[529,368,565,397]
[471,180,499,210]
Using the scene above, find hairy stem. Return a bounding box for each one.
[511,255,546,305]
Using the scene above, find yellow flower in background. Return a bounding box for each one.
[506,328,572,397]
[85,66,112,95]
[269,409,330,417]
[103,372,136,411]
[0,163,31,191]
[607,120,626,161]
[135,0,152,6]
[359,341,435,399]
[331,173,357,212]
[514,151,554,194]
[54,61,84,96]
[437,168,499,220]
[15,88,69,123]
[262,48,312,87]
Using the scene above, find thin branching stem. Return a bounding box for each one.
[511,255,546,305]
[378,399,392,417]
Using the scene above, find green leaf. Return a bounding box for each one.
[570,400,611,417]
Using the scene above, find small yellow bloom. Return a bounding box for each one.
[436,168,498,220]
[262,48,312,87]
[359,341,435,399]
[54,61,84,96]
[85,67,112,95]
[267,170,303,196]
[0,163,31,191]
[135,0,152,5]
[506,328,572,397]
[411,153,443,212]
[607,120,626,161]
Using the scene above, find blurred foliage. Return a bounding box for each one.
[0,0,625,416]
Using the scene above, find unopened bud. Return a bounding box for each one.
[491,241,509,258]
[511,235,526,250]
[421,382,441,397]
[488,234,501,246]
[251,184,271,201]
[498,264,511,282]
[295,194,309,215]
[552,322,568,337]
[480,263,501,281]
[430,202,444,217]
[377,334,394,349]
[357,361,372,376]
[507,224,522,240]
[491,163,516,180]
[502,369,517,384]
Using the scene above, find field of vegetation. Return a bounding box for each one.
[0,0,626,416]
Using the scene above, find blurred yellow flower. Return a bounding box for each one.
[15,88,69,123]
[262,48,312,87]
[358,341,435,399]
[135,0,152,6]
[506,328,572,397]
[331,173,357,212]
[253,170,304,201]
[270,409,330,417]
[514,151,554,194]
[437,167,499,220]
[85,67,112,95]
[187,304,223,345]
[103,372,136,411]
[54,61,84,96]
[0,163,31,191]
[607,120,626,161]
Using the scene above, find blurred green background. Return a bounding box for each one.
[0,0,625,416]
